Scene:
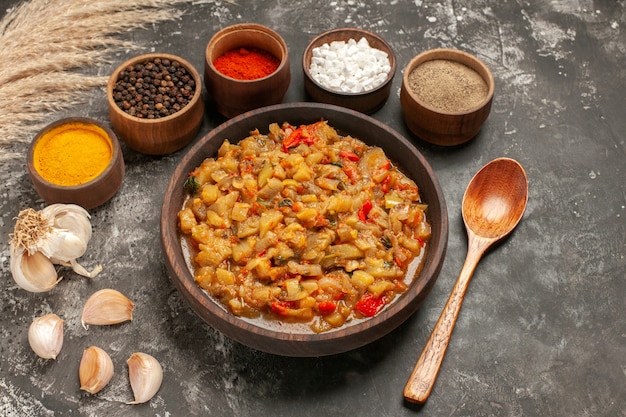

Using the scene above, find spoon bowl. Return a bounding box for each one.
[404,157,528,404]
[463,158,528,240]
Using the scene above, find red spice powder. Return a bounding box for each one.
[214,47,280,80]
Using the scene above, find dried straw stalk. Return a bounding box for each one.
[0,0,195,161]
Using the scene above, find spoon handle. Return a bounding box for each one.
[403,235,489,404]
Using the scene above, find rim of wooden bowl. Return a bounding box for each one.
[160,102,449,357]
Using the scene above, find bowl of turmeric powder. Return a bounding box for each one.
[204,23,291,118]
[27,117,125,209]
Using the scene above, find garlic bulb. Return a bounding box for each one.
[79,346,114,394]
[127,352,163,404]
[9,204,102,292]
[81,288,135,328]
[28,313,64,359]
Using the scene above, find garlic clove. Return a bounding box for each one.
[40,205,92,264]
[127,352,163,404]
[10,246,61,293]
[50,238,103,279]
[9,204,101,292]
[79,346,114,394]
[40,228,88,264]
[69,260,103,279]
[81,288,135,328]
[28,313,64,359]
[37,204,93,262]
[44,203,93,244]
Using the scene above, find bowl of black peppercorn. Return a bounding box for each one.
[107,53,204,155]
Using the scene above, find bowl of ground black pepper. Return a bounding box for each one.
[107,53,204,155]
[204,23,290,118]
[302,28,396,115]
[400,48,494,146]
[27,117,125,209]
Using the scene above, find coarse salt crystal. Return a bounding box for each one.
[309,37,391,94]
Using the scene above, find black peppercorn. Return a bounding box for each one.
[113,58,195,119]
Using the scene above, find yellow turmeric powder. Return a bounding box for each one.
[33,122,113,186]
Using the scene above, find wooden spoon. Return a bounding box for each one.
[404,157,528,404]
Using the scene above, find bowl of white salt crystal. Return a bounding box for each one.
[302,28,396,114]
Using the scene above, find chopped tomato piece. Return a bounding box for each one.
[271,301,294,315]
[282,124,319,151]
[381,174,392,193]
[317,301,337,314]
[342,161,359,183]
[333,292,346,301]
[358,199,373,222]
[282,129,302,151]
[339,150,360,161]
[355,293,385,317]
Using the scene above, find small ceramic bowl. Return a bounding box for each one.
[400,48,495,146]
[204,23,291,118]
[107,53,204,155]
[302,28,396,114]
[27,117,125,209]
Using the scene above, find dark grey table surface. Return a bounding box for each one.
[1,1,625,416]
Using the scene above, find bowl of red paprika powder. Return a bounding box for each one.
[204,23,291,118]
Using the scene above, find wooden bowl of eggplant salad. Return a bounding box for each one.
[161,102,448,357]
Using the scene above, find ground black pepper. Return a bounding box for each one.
[113,58,196,119]
[407,59,488,113]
